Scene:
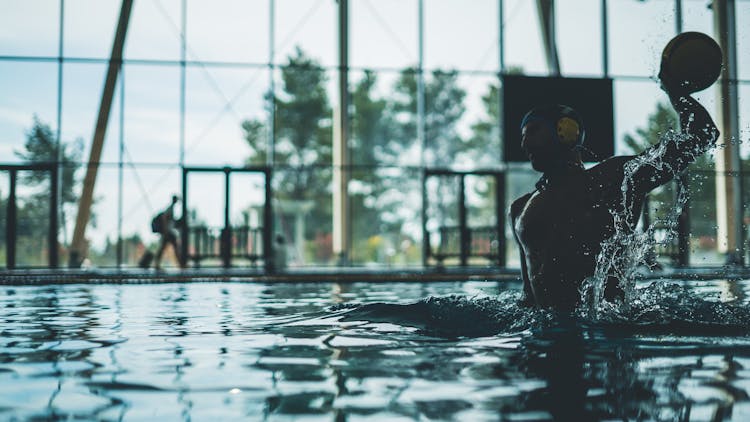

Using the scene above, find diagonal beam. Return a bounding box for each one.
[69,0,133,267]
[536,0,560,76]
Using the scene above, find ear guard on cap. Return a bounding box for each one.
[520,104,585,149]
[556,116,581,146]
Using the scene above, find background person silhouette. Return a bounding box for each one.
[152,195,185,270]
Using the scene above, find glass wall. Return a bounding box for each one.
[0,62,58,163]
[0,0,747,269]
[607,0,676,77]
[556,0,602,77]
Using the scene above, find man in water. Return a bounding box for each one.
[153,195,185,270]
[510,73,719,311]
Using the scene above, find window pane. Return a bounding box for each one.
[0,0,59,57]
[184,171,225,267]
[425,173,460,266]
[186,0,269,63]
[275,0,336,67]
[350,168,422,266]
[0,62,58,163]
[458,75,500,169]
[607,0,676,77]
[119,166,181,267]
[123,64,180,164]
[424,0,498,72]
[687,171,722,266]
[125,0,181,61]
[83,167,119,267]
[185,66,269,166]
[617,79,717,155]
[229,172,268,267]
[737,0,750,81]
[271,66,334,166]
[682,0,713,35]
[424,73,500,169]
[351,0,417,70]
[557,0,602,77]
[350,69,418,167]
[15,169,52,267]
[350,70,400,166]
[61,62,115,162]
[613,79,670,156]
[741,84,750,161]
[64,0,120,58]
[466,174,501,265]
[349,167,377,265]
[503,0,546,75]
[273,168,332,267]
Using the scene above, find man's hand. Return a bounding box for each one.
[658,64,689,99]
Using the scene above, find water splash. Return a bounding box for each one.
[584,281,750,333]
[580,119,720,320]
[330,282,750,338]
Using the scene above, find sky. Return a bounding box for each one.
[1,0,749,256]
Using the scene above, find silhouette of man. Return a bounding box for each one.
[153,195,185,270]
[510,71,719,311]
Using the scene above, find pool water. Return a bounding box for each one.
[2,280,750,421]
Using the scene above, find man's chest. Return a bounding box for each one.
[514,187,607,250]
[515,192,556,250]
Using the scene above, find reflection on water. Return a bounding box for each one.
[1,280,750,420]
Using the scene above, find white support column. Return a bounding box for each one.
[713,0,744,264]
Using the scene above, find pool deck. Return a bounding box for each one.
[0,266,517,285]
[1,265,750,285]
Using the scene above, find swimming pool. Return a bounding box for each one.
[2,279,750,420]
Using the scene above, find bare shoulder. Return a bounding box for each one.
[586,155,633,174]
[585,155,637,182]
[510,192,533,219]
[584,154,646,200]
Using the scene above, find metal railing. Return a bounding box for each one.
[1,164,58,269]
[187,225,265,268]
[422,169,505,267]
[427,225,503,267]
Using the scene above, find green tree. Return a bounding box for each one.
[15,116,82,208]
[423,70,468,166]
[406,70,467,240]
[383,69,468,167]
[349,70,393,259]
[12,117,82,264]
[242,47,333,257]
[351,71,392,172]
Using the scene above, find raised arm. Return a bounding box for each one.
[630,83,720,195]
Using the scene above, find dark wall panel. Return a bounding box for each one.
[503,75,614,163]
